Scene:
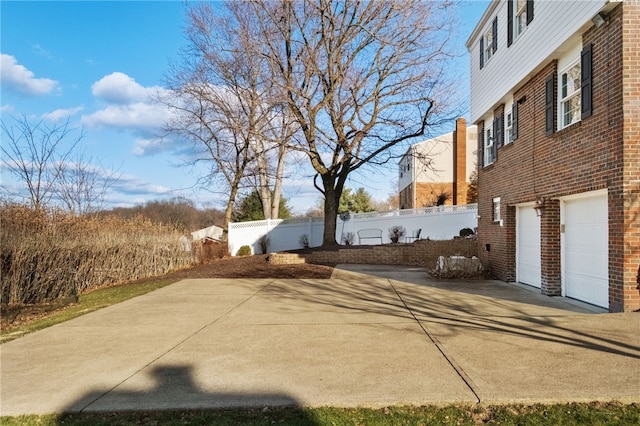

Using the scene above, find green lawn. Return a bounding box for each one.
[2,403,639,425]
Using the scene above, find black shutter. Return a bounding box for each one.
[527,0,534,24]
[512,101,519,140]
[492,119,498,161]
[581,44,593,119]
[478,122,484,167]
[492,17,498,53]
[480,37,484,69]
[545,74,555,135]
[496,112,504,149]
[507,0,513,47]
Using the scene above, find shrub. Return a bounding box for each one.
[460,227,475,237]
[236,245,252,256]
[0,203,194,306]
[342,232,355,245]
[388,225,406,243]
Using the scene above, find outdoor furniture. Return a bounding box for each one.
[404,228,422,243]
[357,228,383,245]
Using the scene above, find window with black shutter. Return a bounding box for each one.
[480,37,484,69]
[581,44,593,119]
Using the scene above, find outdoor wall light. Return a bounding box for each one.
[534,197,545,217]
[592,12,607,27]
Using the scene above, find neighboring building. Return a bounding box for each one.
[466,0,639,312]
[398,117,477,209]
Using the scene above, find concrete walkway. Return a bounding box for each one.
[1,265,639,416]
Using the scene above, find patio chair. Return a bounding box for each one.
[404,228,422,243]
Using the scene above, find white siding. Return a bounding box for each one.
[398,151,413,192]
[414,132,454,184]
[468,0,612,123]
[465,126,478,180]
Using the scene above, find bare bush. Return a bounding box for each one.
[0,203,195,306]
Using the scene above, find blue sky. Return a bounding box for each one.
[1,0,490,215]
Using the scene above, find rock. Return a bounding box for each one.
[436,255,483,276]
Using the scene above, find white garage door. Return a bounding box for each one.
[517,205,541,288]
[563,193,609,308]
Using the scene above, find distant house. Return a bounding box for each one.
[398,117,477,209]
[467,0,639,312]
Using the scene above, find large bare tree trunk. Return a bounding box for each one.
[238,0,455,246]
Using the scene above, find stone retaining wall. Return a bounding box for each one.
[268,238,478,270]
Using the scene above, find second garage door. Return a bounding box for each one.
[517,205,541,288]
[562,191,609,308]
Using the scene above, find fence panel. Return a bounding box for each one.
[227,204,477,255]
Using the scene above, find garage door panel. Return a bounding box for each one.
[517,207,541,288]
[564,194,608,308]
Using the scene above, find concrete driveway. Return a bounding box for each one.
[1,265,639,416]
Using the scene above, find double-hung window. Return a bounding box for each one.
[505,106,514,145]
[514,0,528,37]
[560,60,581,128]
[480,17,498,69]
[484,28,494,62]
[484,127,494,166]
[508,0,534,47]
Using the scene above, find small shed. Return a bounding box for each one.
[191,225,224,242]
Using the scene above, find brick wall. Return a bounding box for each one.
[622,1,640,311]
[269,238,478,270]
[477,4,639,311]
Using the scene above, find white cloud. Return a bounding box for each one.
[0,54,59,96]
[91,72,160,104]
[132,137,168,156]
[82,72,172,147]
[82,101,168,131]
[1,104,13,113]
[42,106,84,121]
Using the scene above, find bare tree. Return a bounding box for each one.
[161,3,295,231]
[54,152,121,215]
[1,115,81,211]
[237,0,457,245]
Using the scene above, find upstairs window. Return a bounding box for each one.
[484,28,494,62]
[508,0,534,47]
[515,0,528,37]
[560,60,581,128]
[484,127,494,166]
[480,17,498,69]
[505,108,514,145]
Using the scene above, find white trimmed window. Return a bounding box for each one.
[484,127,494,166]
[493,197,501,222]
[560,60,581,128]
[484,28,494,63]
[515,0,528,37]
[505,105,514,145]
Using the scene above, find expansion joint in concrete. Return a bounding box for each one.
[388,279,482,404]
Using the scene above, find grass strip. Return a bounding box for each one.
[1,403,638,425]
[0,278,178,344]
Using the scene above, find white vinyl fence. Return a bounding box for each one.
[227,204,477,256]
